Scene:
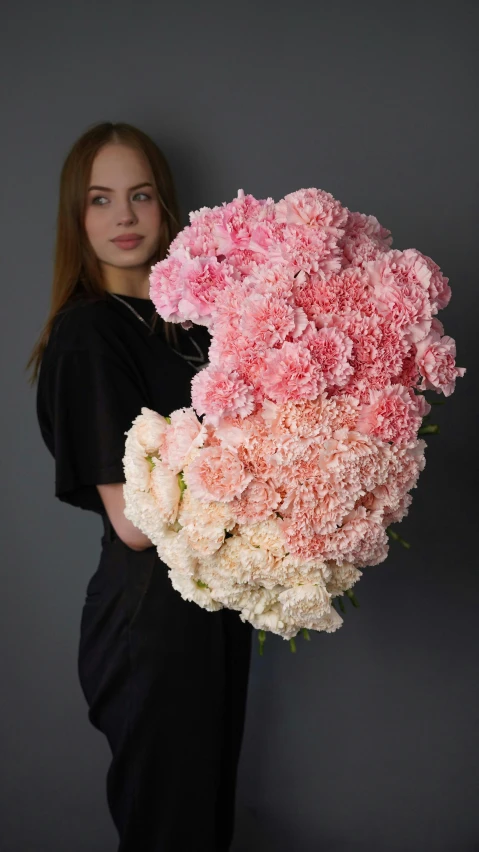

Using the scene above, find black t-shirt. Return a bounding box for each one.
[36,292,211,515]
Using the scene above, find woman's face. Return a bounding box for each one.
[84,143,162,270]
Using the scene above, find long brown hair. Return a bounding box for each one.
[27,121,181,383]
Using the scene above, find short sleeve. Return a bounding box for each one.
[48,348,147,512]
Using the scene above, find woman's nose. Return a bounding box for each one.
[117,201,138,224]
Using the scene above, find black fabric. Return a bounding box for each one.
[37,292,211,513]
[36,292,252,851]
[79,515,252,852]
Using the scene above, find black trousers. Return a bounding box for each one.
[77,515,253,852]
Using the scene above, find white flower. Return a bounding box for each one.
[123,432,151,492]
[134,407,169,454]
[278,582,332,621]
[156,528,199,576]
[122,481,169,545]
[168,567,223,612]
[150,459,181,524]
[239,519,288,558]
[177,489,236,556]
[326,561,362,596]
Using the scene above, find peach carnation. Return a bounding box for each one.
[185,446,252,502]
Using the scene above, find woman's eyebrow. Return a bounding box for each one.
[88,182,153,192]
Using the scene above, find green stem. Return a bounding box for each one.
[258,630,266,656]
[386,527,411,549]
[345,589,360,608]
[301,628,311,641]
[290,636,297,653]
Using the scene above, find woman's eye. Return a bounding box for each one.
[91,192,150,205]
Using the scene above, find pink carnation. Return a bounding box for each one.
[185,446,252,502]
[230,478,281,523]
[306,326,354,391]
[420,253,451,313]
[191,365,255,425]
[275,187,348,233]
[339,210,393,267]
[162,408,204,473]
[293,267,372,323]
[356,384,431,445]
[177,257,237,324]
[240,293,308,347]
[367,254,432,344]
[261,342,319,404]
[415,330,466,396]
[149,248,190,322]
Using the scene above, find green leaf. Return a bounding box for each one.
[178,472,187,494]
[418,423,440,436]
[196,579,209,589]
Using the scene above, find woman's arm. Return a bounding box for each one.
[96,483,153,551]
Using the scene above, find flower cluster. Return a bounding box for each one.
[123,188,465,640]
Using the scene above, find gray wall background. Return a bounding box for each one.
[1,2,478,851]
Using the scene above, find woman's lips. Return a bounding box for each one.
[112,237,144,250]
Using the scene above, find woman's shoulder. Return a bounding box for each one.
[47,294,126,357]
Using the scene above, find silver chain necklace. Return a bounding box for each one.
[109,292,207,371]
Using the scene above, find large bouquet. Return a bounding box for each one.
[123,188,465,648]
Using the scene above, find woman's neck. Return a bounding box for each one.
[101,264,151,299]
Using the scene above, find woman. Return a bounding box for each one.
[28,121,253,852]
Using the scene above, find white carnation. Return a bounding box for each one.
[123,431,151,492]
[326,560,363,596]
[134,407,168,454]
[156,527,198,576]
[168,567,223,612]
[123,482,169,545]
[150,459,181,524]
[278,582,331,621]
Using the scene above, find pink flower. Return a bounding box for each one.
[275,187,348,233]
[293,267,372,323]
[185,446,252,502]
[339,211,393,267]
[177,257,237,324]
[421,253,451,313]
[240,293,308,347]
[415,330,466,396]
[367,255,432,344]
[261,342,319,404]
[162,408,204,473]
[230,478,281,523]
[149,248,190,323]
[191,366,255,425]
[307,327,354,391]
[356,384,431,445]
